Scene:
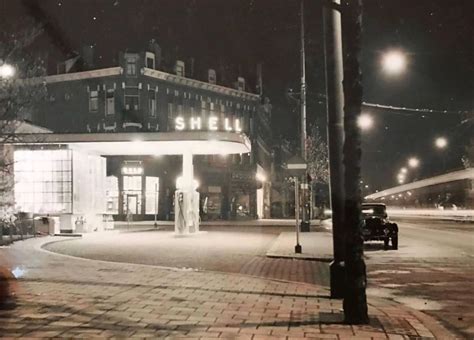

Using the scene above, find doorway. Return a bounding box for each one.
[126,194,138,215]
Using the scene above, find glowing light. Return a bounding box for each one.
[256,173,266,182]
[235,119,242,133]
[0,63,15,78]
[190,117,201,130]
[408,157,420,168]
[175,116,185,130]
[400,167,408,174]
[357,113,374,130]
[435,137,448,149]
[176,176,199,190]
[224,118,232,131]
[208,117,218,131]
[382,50,407,75]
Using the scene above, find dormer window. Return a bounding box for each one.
[145,52,155,69]
[124,53,138,76]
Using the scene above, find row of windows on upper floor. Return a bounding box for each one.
[86,86,258,117]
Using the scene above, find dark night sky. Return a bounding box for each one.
[2,0,473,190]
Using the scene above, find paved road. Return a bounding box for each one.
[365,218,474,338]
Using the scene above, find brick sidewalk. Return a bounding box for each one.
[0,237,455,339]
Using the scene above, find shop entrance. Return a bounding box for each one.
[126,194,138,215]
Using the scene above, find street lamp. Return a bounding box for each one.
[0,63,15,79]
[381,50,407,75]
[435,137,448,149]
[397,173,405,184]
[408,157,420,168]
[400,167,408,174]
[357,113,374,131]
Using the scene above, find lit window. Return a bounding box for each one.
[126,59,137,76]
[89,90,98,112]
[106,90,115,115]
[125,95,139,110]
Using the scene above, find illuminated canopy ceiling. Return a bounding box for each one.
[10,131,251,156]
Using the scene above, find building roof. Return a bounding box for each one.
[19,66,260,101]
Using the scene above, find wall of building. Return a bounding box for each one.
[28,48,273,220]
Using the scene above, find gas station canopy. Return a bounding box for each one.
[10,131,251,156]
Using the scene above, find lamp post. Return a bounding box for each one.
[323,0,346,299]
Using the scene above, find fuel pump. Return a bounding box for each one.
[174,189,199,235]
[174,152,200,235]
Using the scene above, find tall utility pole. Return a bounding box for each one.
[341,0,369,324]
[300,0,309,226]
[323,0,346,298]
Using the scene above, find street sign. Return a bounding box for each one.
[284,155,307,176]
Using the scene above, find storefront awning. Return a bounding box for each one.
[8,131,251,156]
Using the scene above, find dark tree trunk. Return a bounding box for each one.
[341,0,369,324]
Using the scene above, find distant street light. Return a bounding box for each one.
[0,63,15,79]
[381,50,406,75]
[408,157,420,168]
[435,136,448,149]
[357,113,374,130]
[400,167,408,174]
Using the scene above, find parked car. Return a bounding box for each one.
[361,203,398,250]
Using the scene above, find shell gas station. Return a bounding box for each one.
[8,130,251,236]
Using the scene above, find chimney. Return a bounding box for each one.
[175,60,185,77]
[82,45,95,70]
[235,77,245,91]
[256,63,263,96]
[148,39,162,68]
[208,69,216,84]
[188,57,195,78]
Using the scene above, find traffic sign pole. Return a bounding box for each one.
[294,177,302,253]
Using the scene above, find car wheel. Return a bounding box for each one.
[383,238,389,250]
[392,235,398,250]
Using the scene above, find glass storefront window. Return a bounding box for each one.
[14,149,73,214]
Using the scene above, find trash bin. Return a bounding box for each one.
[300,220,310,232]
